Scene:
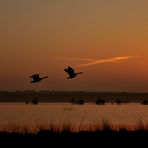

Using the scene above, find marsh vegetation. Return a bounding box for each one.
[0,120,148,147]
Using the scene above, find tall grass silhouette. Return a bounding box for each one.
[1,119,148,134]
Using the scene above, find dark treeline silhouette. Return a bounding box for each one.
[141,99,148,105]
[0,91,148,103]
[115,99,122,105]
[76,99,85,105]
[70,98,85,105]
[96,98,106,105]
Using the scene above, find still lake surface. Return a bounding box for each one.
[0,103,148,131]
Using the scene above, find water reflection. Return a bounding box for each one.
[0,103,147,129]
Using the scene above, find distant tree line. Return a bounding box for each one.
[0,90,148,103]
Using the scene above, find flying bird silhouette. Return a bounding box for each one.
[64,66,83,79]
[29,74,48,83]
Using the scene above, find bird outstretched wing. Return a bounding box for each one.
[29,74,40,79]
[68,66,75,73]
[64,66,75,74]
[64,68,69,73]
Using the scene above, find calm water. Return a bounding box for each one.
[0,103,148,131]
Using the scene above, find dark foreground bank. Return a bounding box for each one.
[1,129,148,147]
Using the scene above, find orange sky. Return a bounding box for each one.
[0,0,148,91]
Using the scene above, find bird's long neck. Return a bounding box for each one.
[43,76,48,79]
[77,72,83,74]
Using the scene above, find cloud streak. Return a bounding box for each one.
[78,56,135,67]
[55,56,136,67]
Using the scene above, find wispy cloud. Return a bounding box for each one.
[78,56,135,67]
[54,56,136,67]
